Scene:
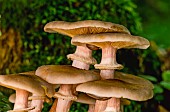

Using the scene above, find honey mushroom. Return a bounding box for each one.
[0,74,57,112]
[72,32,151,111]
[43,20,130,111]
[35,65,100,112]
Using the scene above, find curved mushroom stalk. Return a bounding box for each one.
[68,46,96,70]
[49,98,58,112]
[88,104,95,112]
[104,98,120,112]
[13,89,29,110]
[94,100,108,112]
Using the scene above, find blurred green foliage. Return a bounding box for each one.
[134,0,170,48]
[0,0,169,111]
[0,92,13,112]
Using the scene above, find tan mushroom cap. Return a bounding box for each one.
[35,65,100,84]
[114,71,154,89]
[72,33,150,49]
[44,20,130,37]
[0,74,56,98]
[91,70,154,89]
[76,79,153,101]
[75,93,96,104]
[19,71,35,75]
[9,93,16,103]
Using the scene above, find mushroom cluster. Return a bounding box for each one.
[0,20,154,112]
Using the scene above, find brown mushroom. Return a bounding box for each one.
[76,72,153,112]
[0,74,56,112]
[72,33,150,77]
[72,32,150,111]
[9,93,16,103]
[43,20,130,111]
[76,79,153,112]
[35,65,100,112]
[44,20,130,70]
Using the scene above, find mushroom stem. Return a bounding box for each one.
[30,94,44,112]
[72,46,92,70]
[94,100,108,112]
[49,98,58,112]
[56,84,74,112]
[97,46,118,79]
[100,70,114,80]
[14,89,29,110]
[94,46,121,111]
[104,98,120,112]
[88,104,95,112]
[100,46,117,65]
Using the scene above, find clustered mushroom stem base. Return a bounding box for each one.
[88,104,95,112]
[56,84,74,112]
[30,94,44,112]
[94,100,107,112]
[14,89,29,110]
[105,98,120,112]
[49,98,58,112]
[72,46,92,70]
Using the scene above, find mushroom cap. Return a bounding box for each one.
[71,33,150,49]
[35,65,100,84]
[9,93,16,103]
[114,71,154,89]
[76,79,153,101]
[75,93,96,104]
[0,74,56,97]
[44,20,130,37]
[19,71,35,75]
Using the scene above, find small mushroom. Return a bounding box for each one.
[35,65,100,112]
[44,20,130,70]
[9,93,16,103]
[0,74,56,112]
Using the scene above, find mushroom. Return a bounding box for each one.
[43,20,130,111]
[35,65,101,112]
[44,20,130,70]
[76,76,153,112]
[8,93,32,109]
[76,71,154,112]
[0,74,56,112]
[9,93,16,104]
[71,32,150,111]
[19,71,35,75]
[71,33,150,77]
